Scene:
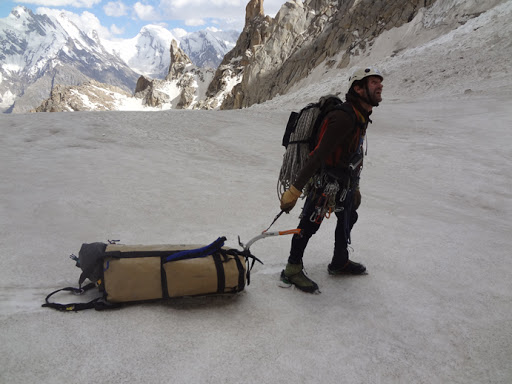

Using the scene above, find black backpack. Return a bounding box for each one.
[278,95,355,197]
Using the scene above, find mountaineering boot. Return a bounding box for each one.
[328,260,367,275]
[280,263,319,293]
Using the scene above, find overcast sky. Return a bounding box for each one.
[0,0,289,39]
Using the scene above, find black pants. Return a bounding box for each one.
[288,188,358,268]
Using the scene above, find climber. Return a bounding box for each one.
[279,67,384,293]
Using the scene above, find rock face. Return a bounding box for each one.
[133,75,171,108]
[246,0,265,22]
[202,0,272,109]
[220,0,440,108]
[32,80,133,112]
[204,0,439,109]
[202,0,507,110]
[167,40,193,80]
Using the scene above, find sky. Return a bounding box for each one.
[0,0,288,39]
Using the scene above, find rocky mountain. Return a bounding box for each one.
[0,6,238,113]
[33,38,218,112]
[102,25,180,80]
[133,40,214,110]
[0,7,139,113]
[31,80,134,112]
[201,0,272,110]
[180,29,240,69]
[102,26,238,79]
[204,0,508,109]
[209,0,438,109]
[28,0,511,113]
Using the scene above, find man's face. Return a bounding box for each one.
[366,76,383,104]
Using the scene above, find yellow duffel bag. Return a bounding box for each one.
[43,237,254,311]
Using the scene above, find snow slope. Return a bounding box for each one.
[0,1,511,383]
[1,88,510,384]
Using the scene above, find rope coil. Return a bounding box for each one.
[277,106,321,199]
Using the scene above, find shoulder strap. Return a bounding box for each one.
[333,102,356,118]
[341,102,369,126]
[42,283,120,311]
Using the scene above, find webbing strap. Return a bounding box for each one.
[225,248,263,286]
[41,283,119,312]
[160,257,169,299]
[288,139,310,145]
[232,252,245,292]
[212,253,226,293]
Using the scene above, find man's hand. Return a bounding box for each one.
[354,188,361,210]
[280,185,302,213]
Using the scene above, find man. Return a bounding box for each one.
[279,67,384,293]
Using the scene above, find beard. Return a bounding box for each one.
[367,89,382,107]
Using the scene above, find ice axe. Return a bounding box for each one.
[238,228,301,254]
[238,210,301,254]
[236,212,300,285]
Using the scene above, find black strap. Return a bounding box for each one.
[160,257,169,299]
[232,252,246,292]
[212,253,226,293]
[288,139,310,145]
[225,248,263,287]
[42,283,120,312]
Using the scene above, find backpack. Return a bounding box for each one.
[42,238,259,311]
[278,95,356,198]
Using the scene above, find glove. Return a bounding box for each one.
[354,188,361,210]
[280,185,302,213]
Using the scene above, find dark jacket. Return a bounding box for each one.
[293,96,370,191]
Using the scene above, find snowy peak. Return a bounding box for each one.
[34,42,215,112]
[0,5,139,112]
[129,39,215,110]
[0,6,239,113]
[101,25,239,79]
[8,6,37,23]
[180,29,238,69]
[102,25,179,79]
[7,6,51,35]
